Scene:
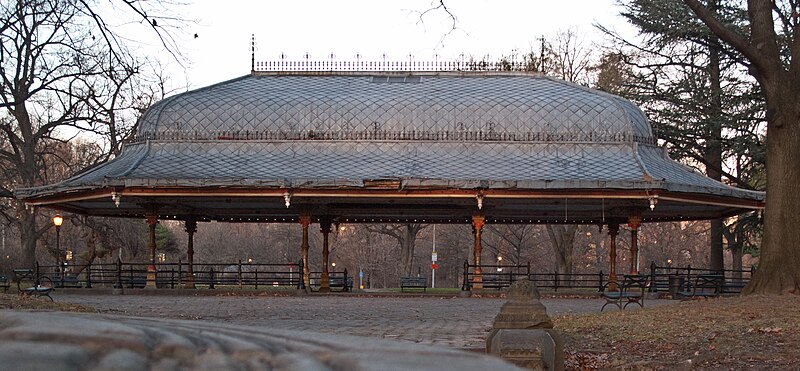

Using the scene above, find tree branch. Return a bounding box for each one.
[681,0,771,75]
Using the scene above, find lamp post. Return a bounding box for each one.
[497,255,503,272]
[53,214,63,280]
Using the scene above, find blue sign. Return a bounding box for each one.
[359,270,364,278]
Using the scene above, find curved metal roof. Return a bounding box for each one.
[16,72,763,223]
[136,72,653,143]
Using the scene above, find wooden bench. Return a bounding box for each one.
[400,276,427,292]
[23,286,54,301]
[679,274,723,299]
[600,274,647,311]
[0,276,9,293]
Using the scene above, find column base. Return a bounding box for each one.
[146,265,157,289]
[473,273,483,290]
[607,276,618,291]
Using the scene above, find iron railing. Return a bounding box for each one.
[462,260,754,293]
[18,260,313,290]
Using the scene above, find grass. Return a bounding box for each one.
[555,295,800,370]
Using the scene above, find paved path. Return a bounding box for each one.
[0,310,521,371]
[58,293,676,350]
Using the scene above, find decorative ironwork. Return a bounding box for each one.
[132,129,657,144]
[254,59,535,72]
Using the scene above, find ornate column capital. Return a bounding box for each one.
[472,214,486,230]
[627,215,642,230]
[299,215,312,227]
[319,216,332,234]
[185,218,197,234]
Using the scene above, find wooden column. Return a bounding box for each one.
[145,211,158,289]
[628,215,642,274]
[184,218,197,289]
[472,214,485,289]
[319,217,332,292]
[299,215,311,290]
[608,223,620,290]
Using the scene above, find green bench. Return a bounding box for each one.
[600,274,648,311]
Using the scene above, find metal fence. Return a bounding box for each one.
[462,260,754,293]
[15,260,310,290]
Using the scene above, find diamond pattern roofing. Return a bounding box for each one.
[16,72,763,222]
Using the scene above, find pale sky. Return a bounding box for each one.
[173,0,634,89]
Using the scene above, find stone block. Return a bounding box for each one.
[486,329,563,370]
[486,279,564,370]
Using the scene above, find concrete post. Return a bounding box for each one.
[486,279,564,370]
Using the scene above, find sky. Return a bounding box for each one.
[169,0,636,89]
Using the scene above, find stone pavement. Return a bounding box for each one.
[56,293,676,350]
[0,310,521,371]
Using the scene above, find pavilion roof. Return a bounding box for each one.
[16,71,764,224]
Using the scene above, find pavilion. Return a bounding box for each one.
[16,60,764,290]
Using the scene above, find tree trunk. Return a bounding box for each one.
[18,207,38,268]
[730,231,743,281]
[546,224,578,284]
[743,91,800,294]
[400,224,422,277]
[706,3,725,273]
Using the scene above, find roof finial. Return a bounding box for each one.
[250,34,256,74]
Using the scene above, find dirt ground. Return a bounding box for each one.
[557,295,800,370]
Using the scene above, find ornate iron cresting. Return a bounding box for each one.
[133,129,655,144]
[254,59,535,72]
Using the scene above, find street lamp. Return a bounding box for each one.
[497,256,503,272]
[53,214,63,279]
[332,262,337,272]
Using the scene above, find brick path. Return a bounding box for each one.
[58,293,675,350]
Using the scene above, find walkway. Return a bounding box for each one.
[58,293,676,350]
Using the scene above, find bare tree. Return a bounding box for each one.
[367,224,428,277]
[0,0,185,268]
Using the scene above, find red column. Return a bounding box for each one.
[319,217,332,292]
[472,214,485,289]
[299,215,311,290]
[185,218,197,289]
[628,215,642,274]
[608,223,620,290]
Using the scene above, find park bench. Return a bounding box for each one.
[55,275,82,288]
[400,276,427,292]
[678,274,723,299]
[124,276,147,289]
[23,286,54,301]
[0,276,9,293]
[329,276,353,292]
[13,269,36,291]
[600,274,647,311]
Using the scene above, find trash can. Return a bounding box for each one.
[668,275,684,299]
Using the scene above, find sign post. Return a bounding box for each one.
[431,225,437,289]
